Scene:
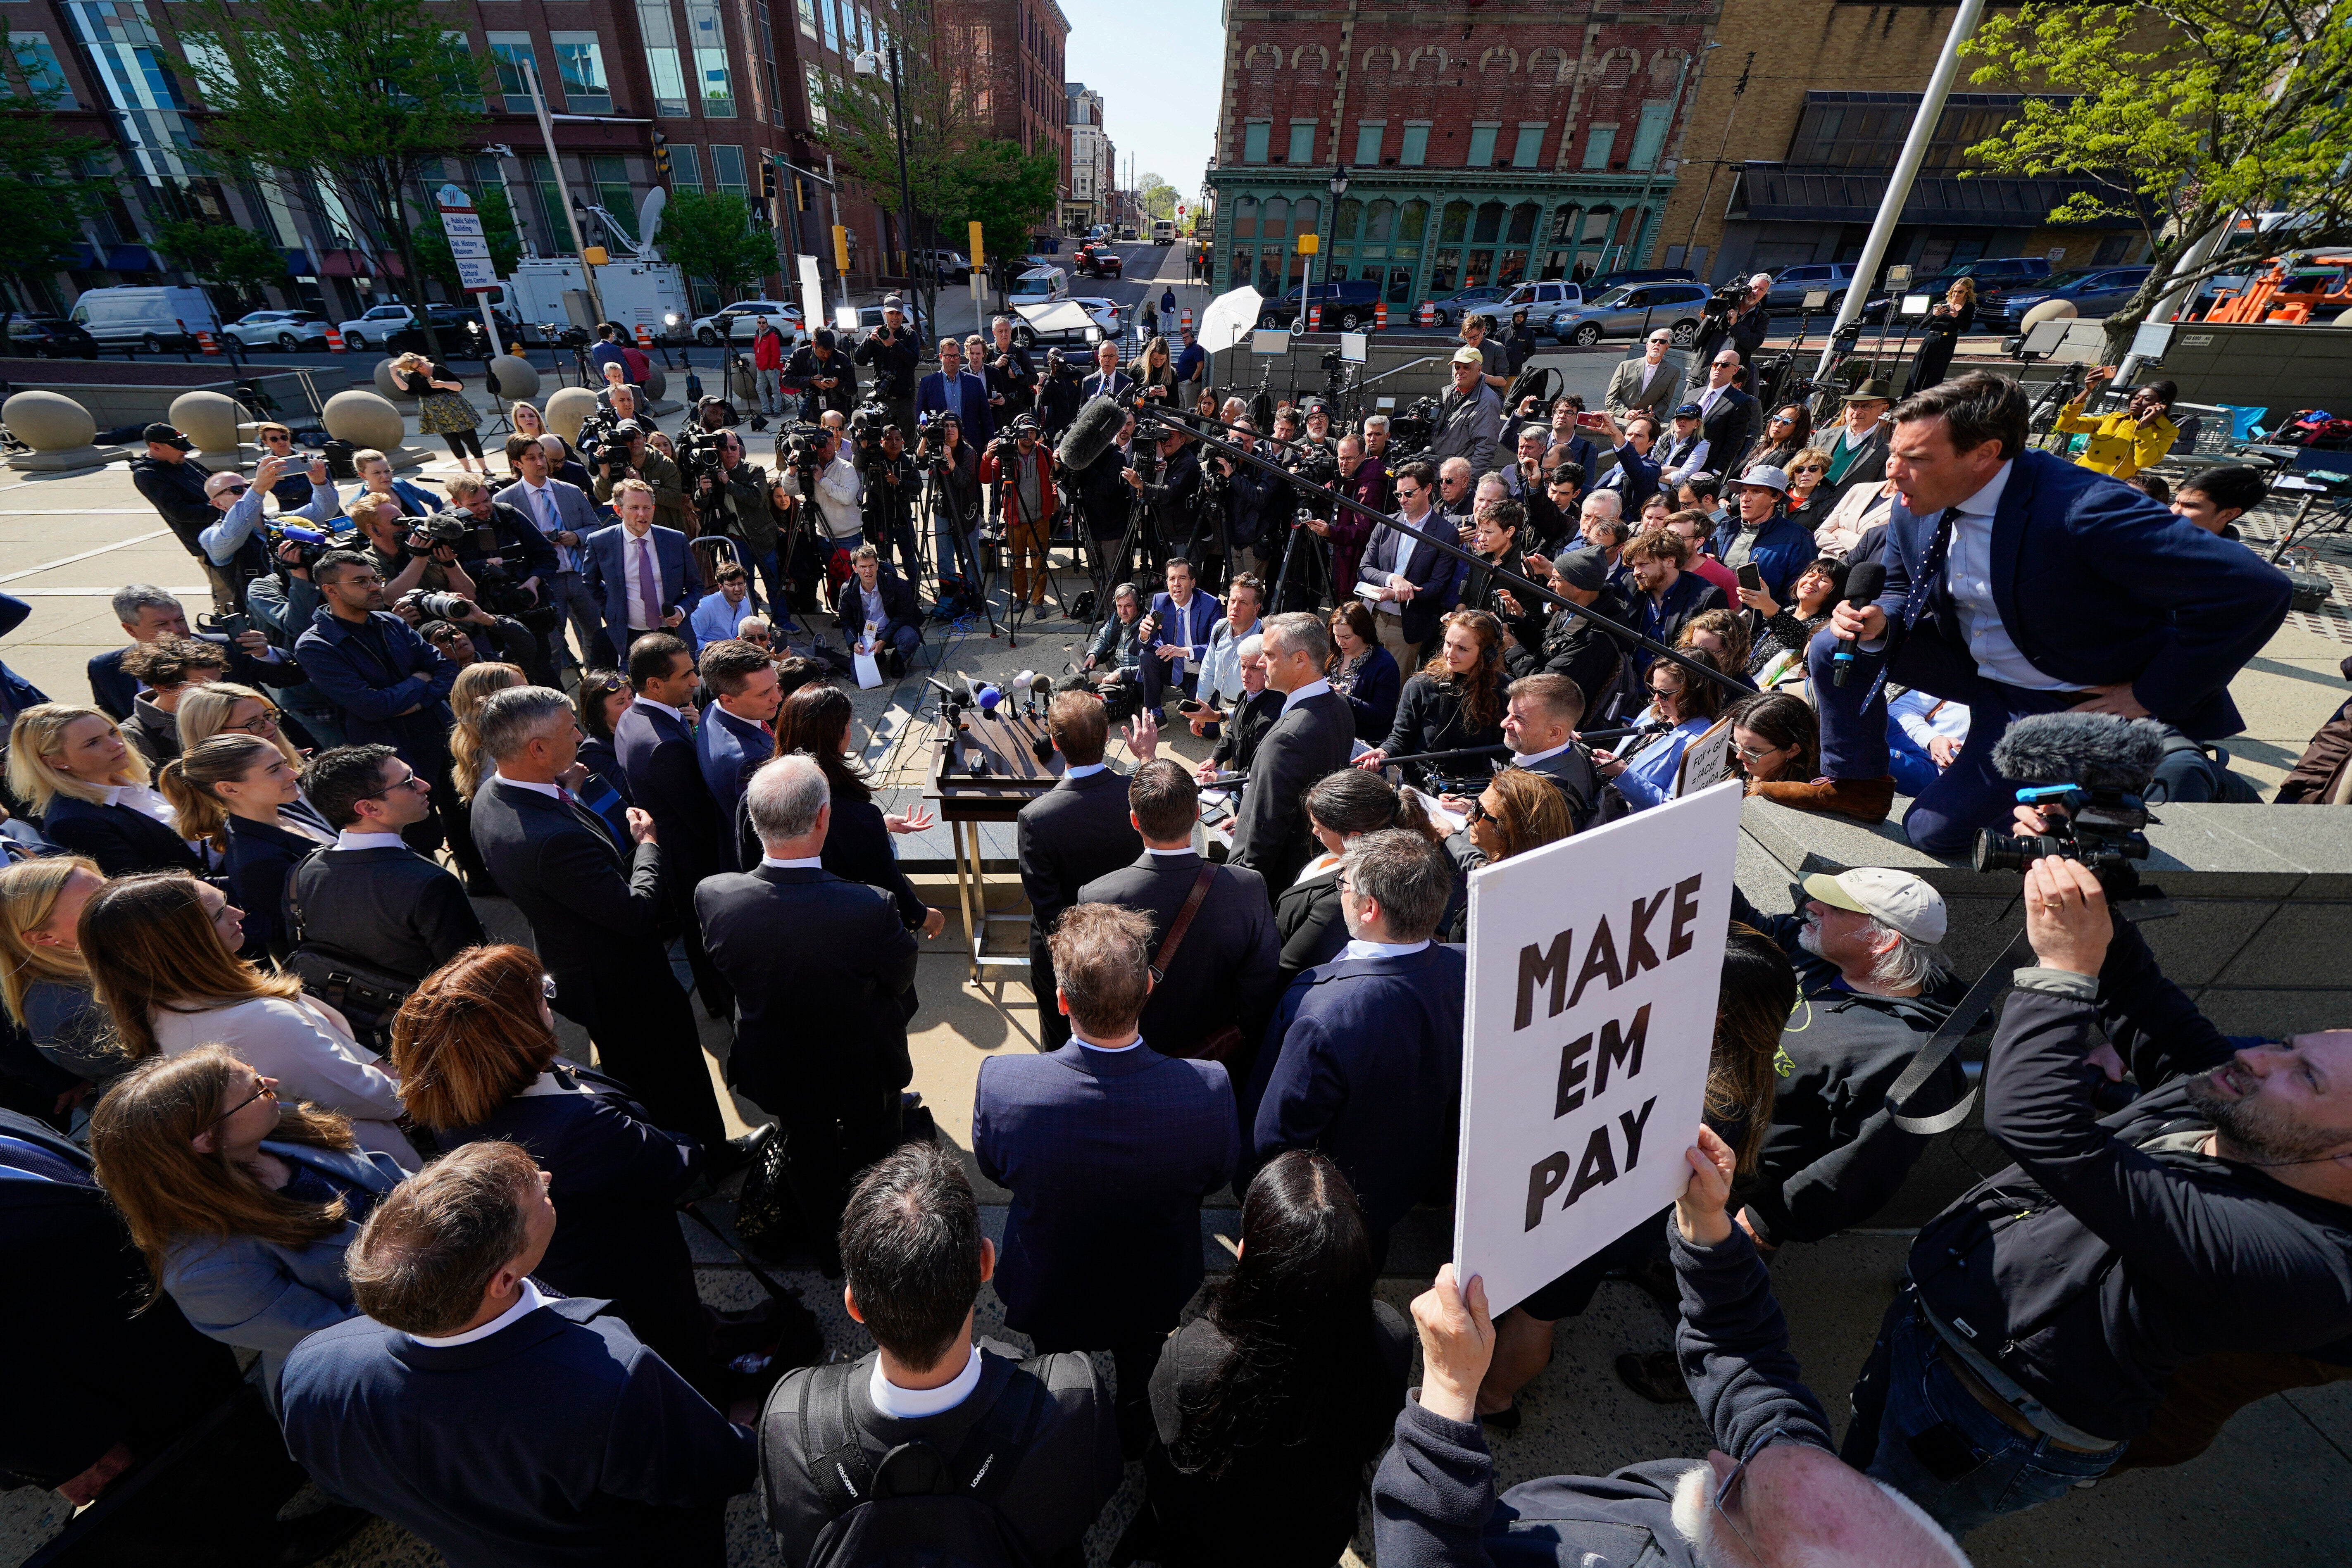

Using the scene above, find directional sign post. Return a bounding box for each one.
[438,185,503,353]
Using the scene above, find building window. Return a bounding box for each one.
[1242,121,1269,164]
[551,33,612,114]
[10,33,70,102]
[638,0,690,117]
[1581,124,1616,170]
[1629,100,1672,170]
[756,3,785,128]
[586,154,635,242]
[1399,122,1429,167]
[526,152,573,255]
[1231,195,1257,240]
[1286,120,1316,164]
[804,62,827,131]
[1466,123,1498,167]
[437,31,483,112]
[686,1,735,117]
[710,143,748,198]
[797,0,817,39]
[1513,123,1545,169]
[1333,198,1361,243]
[1354,121,1383,166]
[671,143,704,192]
[487,33,545,113]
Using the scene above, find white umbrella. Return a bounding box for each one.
[1197,285,1264,355]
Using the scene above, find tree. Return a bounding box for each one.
[153,218,288,315]
[411,185,524,297]
[656,191,781,309]
[1136,173,1179,224]
[948,142,1061,259]
[0,22,114,321]
[174,0,488,359]
[1962,0,2352,354]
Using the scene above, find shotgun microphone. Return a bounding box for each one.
[1831,561,1887,688]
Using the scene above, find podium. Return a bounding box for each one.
[922,706,1062,981]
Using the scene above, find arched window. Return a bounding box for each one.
[1438,200,1471,244]
[1232,195,1258,240]
[1290,196,1319,233]
[1366,200,1396,241]
[1397,201,1429,243]
[1507,202,1539,245]
[1262,196,1290,240]
[1473,202,1506,245]
[1334,198,1362,242]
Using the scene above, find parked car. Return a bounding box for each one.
[1007,297,1122,349]
[1073,296,1124,335]
[1421,284,1513,330]
[1550,281,1715,346]
[1496,278,1589,332]
[1763,263,1859,314]
[690,300,803,345]
[1073,245,1123,279]
[1581,267,1696,294]
[5,315,100,359]
[916,249,971,282]
[1007,266,1070,306]
[335,303,419,352]
[68,286,215,352]
[1992,266,2156,329]
[1862,256,2054,322]
[1258,279,1383,331]
[224,309,329,352]
[340,302,517,353]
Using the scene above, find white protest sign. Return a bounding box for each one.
[1453,779,1745,1314]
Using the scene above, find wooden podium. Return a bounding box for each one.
[923,705,1062,980]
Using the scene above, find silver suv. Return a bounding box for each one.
[1764,263,1857,313]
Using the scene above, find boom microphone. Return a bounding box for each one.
[1056,395,1129,471]
[1830,561,1887,687]
[1990,713,2165,795]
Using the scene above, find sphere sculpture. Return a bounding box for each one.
[544,385,599,445]
[168,390,244,464]
[321,389,407,455]
[488,354,540,407]
[2018,298,2077,331]
[3,390,105,471]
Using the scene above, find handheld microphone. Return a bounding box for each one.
[1831,561,1888,688]
[976,684,1002,712]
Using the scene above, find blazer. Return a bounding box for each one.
[1077,851,1281,1059]
[1271,856,1351,996]
[974,1040,1238,1348]
[916,369,995,443]
[1604,354,1681,418]
[824,792,926,934]
[1143,589,1221,671]
[294,607,457,765]
[1015,768,1142,940]
[1697,386,1758,477]
[224,812,333,965]
[1241,943,1469,1240]
[581,524,702,648]
[162,1140,406,1394]
[279,1296,756,1568]
[1230,690,1356,894]
[1078,369,1135,405]
[37,792,205,878]
[1873,447,2291,739]
[469,776,667,980]
[1823,422,1891,504]
[283,841,487,985]
[1358,514,1467,647]
[493,477,599,574]
[1334,647,1403,741]
[696,865,917,1112]
[149,994,418,1169]
[614,702,723,892]
[694,704,770,872]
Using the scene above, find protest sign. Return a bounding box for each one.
[1452,779,1745,1313]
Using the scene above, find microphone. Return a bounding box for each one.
[975,683,1002,712]
[1991,713,2165,795]
[1830,561,1887,688]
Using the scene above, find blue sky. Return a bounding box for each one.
[1062,0,1224,199]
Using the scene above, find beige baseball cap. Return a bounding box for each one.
[1800,867,1947,944]
[1451,345,1485,365]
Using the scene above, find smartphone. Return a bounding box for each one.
[1737,563,1766,593]
[1576,412,1608,429]
[1176,697,1208,715]
[201,611,252,640]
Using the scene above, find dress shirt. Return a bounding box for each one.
[759,854,824,870]
[869,1344,983,1419]
[519,480,576,571]
[1161,592,1201,676]
[198,473,340,565]
[690,592,752,647]
[1143,846,1192,858]
[1062,761,1108,780]
[1509,739,1575,769]
[858,584,886,637]
[1338,936,1432,961]
[412,1278,549,1347]
[1197,617,1259,705]
[1697,383,1730,419]
[493,773,562,800]
[1072,1031,1144,1052]
[636,697,688,726]
[1940,461,2079,692]
[101,781,179,829]
[1281,678,1333,716]
[1363,514,1434,618]
[333,829,409,851]
[618,526,654,630]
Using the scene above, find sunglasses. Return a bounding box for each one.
[1709,1421,1792,1564]
[215,481,250,496]
[1462,797,1493,826]
[1769,415,1793,426]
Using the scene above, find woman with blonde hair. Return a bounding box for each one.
[79,872,417,1167]
[157,735,333,963]
[393,350,485,473]
[7,703,204,876]
[1131,334,1178,404]
[0,854,115,1108]
[88,1044,404,1391]
[175,681,300,768]
[447,661,528,801]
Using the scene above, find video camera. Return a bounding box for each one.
[1386,397,1440,469]
[772,422,828,494]
[406,512,471,552]
[1970,713,2173,918]
[269,521,350,571]
[552,324,593,352]
[847,399,893,467]
[1700,280,1750,330]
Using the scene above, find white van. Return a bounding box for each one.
[68,286,219,352]
[1007,266,1068,304]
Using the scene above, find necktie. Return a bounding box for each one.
[557,785,619,851]
[1861,507,1956,710]
[634,533,662,629]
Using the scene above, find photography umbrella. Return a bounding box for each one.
[1196,286,1264,354]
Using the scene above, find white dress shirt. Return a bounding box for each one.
[1939,461,2080,692]
[494,773,562,800]
[412,1278,550,1346]
[1062,760,1108,780]
[1281,678,1333,715]
[333,829,409,852]
[101,781,179,829]
[759,854,824,869]
[869,1344,983,1419]
[636,696,687,725]
[1510,738,1575,769]
[1339,937,1432,961]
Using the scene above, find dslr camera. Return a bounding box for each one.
[418,591,477,622]
[269,521,350,571]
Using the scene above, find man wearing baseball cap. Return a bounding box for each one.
[1712,464,1817,602]
[130,423,240,612]
[1428,345,1503,476]
[854,293,921,436]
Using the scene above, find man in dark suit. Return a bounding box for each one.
[1079,760,1280,1063]
[1017,691,1146,1050]
[695,754,915,1275]
[288,744,487,986]
[832,543,923,678]
[973,902,1236,1451]
[1078,338,1133,403]
[1138,555,1220,719]
[281,1142,755,1568]
[1772,372,2292,851]
[693,639,779,873]
[468,685,728,1147]
[615,633,732,1016]
[497,434,606,667]
[583,480,702,656]
[1240,828,1467,1268]
[1481,673,1601,829]
[1821,379,1895,503]
[1356,460,1465,670]
[915,335,994,444]
[1229,611,1356,896]
[1691,348,1759,478]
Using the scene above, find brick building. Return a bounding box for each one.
[1207,2,1716,315]
[1654,1,2144,286]
[8,0,934,322]
[933,0,1070,223]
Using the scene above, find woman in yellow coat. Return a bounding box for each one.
[2053,364,2179,479]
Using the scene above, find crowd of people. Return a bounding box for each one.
[1,286,2345,1568]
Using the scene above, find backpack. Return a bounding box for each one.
[780,1355,1051,1568]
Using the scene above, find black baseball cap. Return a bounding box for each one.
[1671,402,1703,419]
[143,423,193,450]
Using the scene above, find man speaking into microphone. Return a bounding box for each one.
[1757,372,2288,855]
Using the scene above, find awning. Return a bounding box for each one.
[318,249,405,278]
[62,241,98,271]
[1728,164,2137,229]
[104,245,157,272]
[282,248,312,277]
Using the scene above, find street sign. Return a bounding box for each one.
[437,184,498,295]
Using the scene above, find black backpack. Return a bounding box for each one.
[780,1355,1051,1568]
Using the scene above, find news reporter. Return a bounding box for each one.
[7,703,205,876]
[774,683,943,941]
[1327,600,1401,742]
[1593,650,1731,812]
[1355,609,1508,790]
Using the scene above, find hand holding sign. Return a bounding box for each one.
[1674,1125,1738,1247]
[1408,1263,1494,1425]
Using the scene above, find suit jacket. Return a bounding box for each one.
[1079,369,1135,405]
[1143,589,1221,672]
[916,369,995,443]
[1015,768,1142,940]
[1605,355,1681,417]
[1077,851,1280,1058]
[224,812,331,964]
[694,864,917,1114]
[279,1296,756,1568]
[1358,514,1468,646]
[38,792,205,878]
[617,702,724,901]
[1230,690,1356,894]
[493,477,599,575]
[284,841,486,984]
[1240,943,1469,1240]
[1696,386,1758,478]
[469,778,666,978]
[1874,448,2291,738]
[582,524,702,648]
[974,1040,1237,1347]
[1823,422,1891,505]
[695,705,771,872]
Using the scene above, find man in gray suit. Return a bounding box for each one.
[497,434,605,667]
[1604,328,1683,420]
[1229,612,1356,896]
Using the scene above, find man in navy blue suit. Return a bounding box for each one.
[1138,555,1221,719]
[914,335,993,445]
[693,638,780,873]
[1241,828,1466,1269]
[582,480,702,656]
[281,1141,755,1568]
[1761,372,2291,854]
[973,901,1237,1451]
[616,633,731,1015]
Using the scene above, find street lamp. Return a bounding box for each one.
[854,44,926,335]
[1309,164,1348,326]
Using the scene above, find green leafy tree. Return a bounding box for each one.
[1962,0,2352,354]
[0,21,114,322]
[153,218,288,315]
[656,191,781,309]
[1136,174,1178,224]
[410,185,524,297]
[174,0,489,359]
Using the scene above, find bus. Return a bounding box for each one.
[1151,219,1177,246]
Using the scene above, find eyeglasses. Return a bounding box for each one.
[210,1072,276,1130]
[1733,740,1784,762]
[1462,797,1493,826]
[225,707,282,735]
[361,768,428,799]
[1709,1422,1790,1566]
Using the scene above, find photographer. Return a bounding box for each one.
[1215,421,1280,586]
[802,424,865,569]
[1036,346,1084,442]
[346,494,472,602]
[399,589,543,684]
[917,413,983,606]
[852,294,921,432]
[783,328,859,422]
[1429,347,1505,475]
[1122,424,1202,575]
[983,315,1039,424]
[193,454,340,611]
[977,417,1056,615]
[1689,273,1772,387]
[696,430,786,614]
[590,421,688,538]
[853,422,921,583]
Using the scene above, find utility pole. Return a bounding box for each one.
[520,55,603,324]
[825,152,852,330]
[1678,52,1752,269]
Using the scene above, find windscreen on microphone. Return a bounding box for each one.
[976,684,1003,711]
[1991,713,2165,795]
[1031,672,1054,695]
[1842,560,1887,607]
[1013,669,1036,690]
[1056,395,1128,471]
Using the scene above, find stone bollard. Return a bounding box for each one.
[321,388,429,471]
[3,389,109,472]
[544,385,599,445]
[372,357,414,402]
[168,389,245,466]
[489,354,540,408]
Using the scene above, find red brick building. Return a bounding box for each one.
[1208,2,1716,312]
[933,0,1071,223]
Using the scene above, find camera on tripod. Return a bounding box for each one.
[269,521,350,571]
[1700,281,1749,330]
[553,325,593,351]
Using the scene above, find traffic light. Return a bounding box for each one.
[832,224,850,272]
[762,162,778,201]
[651,130,671,182]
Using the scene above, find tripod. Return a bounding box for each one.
[1270,507,1335,614]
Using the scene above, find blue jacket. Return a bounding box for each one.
[1875,447,2291,738]
[1340,645,1403,741]
[916,369,994,443]
[581,524,702,651]
[1144,589,1221,670]
[279,1294,755,1568]
[0,591,48,720]
[294,607,457,766]
[695,704,771,871]
[161,1139,405,1396]
[1241,943,1467,1240]
[974,1039,1237,1348]
[1709,512,1817,602]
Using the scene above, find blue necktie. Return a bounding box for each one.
[1861,507,1955,710]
